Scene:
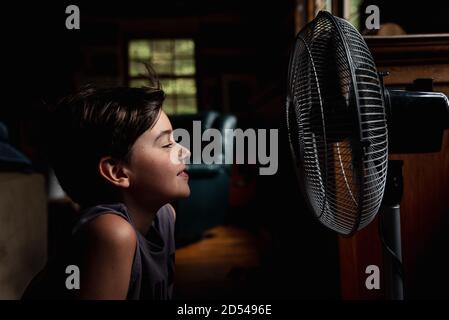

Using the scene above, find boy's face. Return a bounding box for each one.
[125,110,191,205]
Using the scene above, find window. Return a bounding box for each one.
[128,39,197,115]
[305,1,364,31]
[343,0,363,31]
[313,0,334,16]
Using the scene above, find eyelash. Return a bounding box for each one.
[163,143,174,148]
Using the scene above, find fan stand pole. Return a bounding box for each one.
[379,160,405,300]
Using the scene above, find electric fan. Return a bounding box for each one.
[286,11,449,299]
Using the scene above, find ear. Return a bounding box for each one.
[98,156,130,188]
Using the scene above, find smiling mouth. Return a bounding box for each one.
[177,167,189,178]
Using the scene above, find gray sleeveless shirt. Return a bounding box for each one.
[22,203,175,300]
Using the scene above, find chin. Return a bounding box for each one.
[179,187,191,198]
[169,186,190,200]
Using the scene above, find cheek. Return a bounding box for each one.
[153,149,179,173]
[131,149,179,188]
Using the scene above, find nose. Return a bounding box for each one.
[178,143,191,162]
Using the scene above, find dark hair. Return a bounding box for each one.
[47,76,165,208]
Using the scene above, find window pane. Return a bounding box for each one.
[130,79,150,88]
[153,40,174,54]
[129,40,151,60]
[151,40,174,74]
[176,78,196,95]
[161,78,197,95]
[152,53,173,64]
[129,60,150,77]
[163,96,176,115]
[175,40,194,57]
[152,59,173,74]
[160,79,177,95]
[177,97,197,114]
[175,59,195,75]
[349,0,362,30]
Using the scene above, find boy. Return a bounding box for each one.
[22,74,190,299]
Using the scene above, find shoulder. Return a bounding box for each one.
[76,213,137,299]
[82,213,137,252]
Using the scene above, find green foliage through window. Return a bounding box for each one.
[128,39,197,115]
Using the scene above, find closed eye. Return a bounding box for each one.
[163,143,174,148]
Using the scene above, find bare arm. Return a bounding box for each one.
[77,214,137,300]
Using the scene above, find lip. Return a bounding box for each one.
[178,171,189,179]
[177,166,189,179]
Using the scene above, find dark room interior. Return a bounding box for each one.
[0,0,448,303]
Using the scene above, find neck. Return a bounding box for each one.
[122,194,161,235]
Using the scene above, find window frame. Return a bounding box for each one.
[124,36,199,115]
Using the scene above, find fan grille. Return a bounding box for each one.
[287,11,388,235]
